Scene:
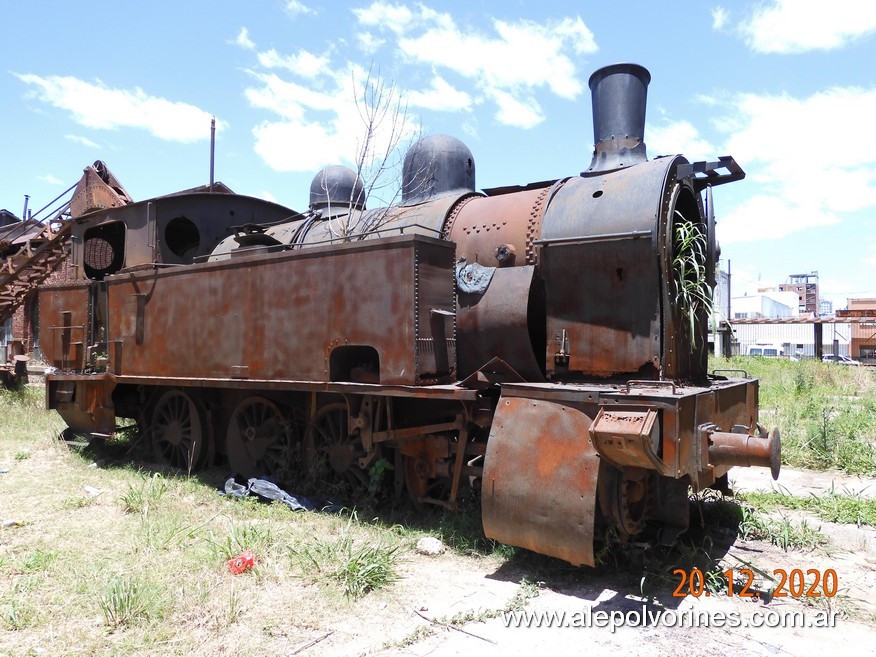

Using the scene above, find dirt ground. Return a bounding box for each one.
[370,467,876,657]
[192,466,876,656]
[2,435,874,656]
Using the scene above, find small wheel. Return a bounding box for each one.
[151,389,206,471]
[598,464,650,537]
[303,402,369,494]
[226,396,294,480]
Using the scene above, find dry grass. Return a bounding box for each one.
[0,386,509,656]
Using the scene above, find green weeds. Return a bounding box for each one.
[739,488,876,526]
[120,472,169,516]
[737,505,828,550]
[98,574,168,629]
[204,521,275,562]
[290,516,401,598]
[711,356,876,475]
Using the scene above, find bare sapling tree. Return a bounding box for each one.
[323,65,426,240]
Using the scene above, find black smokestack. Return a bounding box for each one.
[584,63,650,175]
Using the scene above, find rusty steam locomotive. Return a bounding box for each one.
[40,63,779,566]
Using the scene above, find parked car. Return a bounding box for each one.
[822,354,861,366]
[746,344,784,357]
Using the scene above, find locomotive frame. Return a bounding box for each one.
[38,63,779,566]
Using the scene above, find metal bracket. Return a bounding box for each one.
[676,156,745,192]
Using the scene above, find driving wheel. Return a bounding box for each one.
[151,389,206,471]
[226,396,294,480]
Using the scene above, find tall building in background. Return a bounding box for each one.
[779,272,819,315]
[819,298,833,317]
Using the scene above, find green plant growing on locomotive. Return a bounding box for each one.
[672,212,712,350]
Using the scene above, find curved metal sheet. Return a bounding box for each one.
[482,395,599,566]
[447,186,553,267]
[541,156,680,240]
[457,266,544,380]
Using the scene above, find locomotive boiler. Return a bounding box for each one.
[39,63,780,566]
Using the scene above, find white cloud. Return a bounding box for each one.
[738,0,876,54]
[285,0,315,18]
[354,2,597,127]
[715,85,876,244]
[64,134,100,148]
[242,3,598,175]
[487,89,543,129]
[717,194,840,245]
[257,48,332,78]
[253,120,345,171]
[711,6,728,30]
[406,76,472,112]
[356,32,386,54]
[245,64,419,174]
[38,174,64,185]
[647,120,715,162]
[17,74,217,143]
[233,27,255,50]
[353,2,417,34]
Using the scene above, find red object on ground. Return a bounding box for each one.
[227,550,258,575]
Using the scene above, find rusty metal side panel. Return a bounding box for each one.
[457,266,544,380]
[106,235,454,386]
[47,374,117,435]
[414,241,457,381]
[38,284,90,370]
[540,238,660,377]
[482,395,599,566]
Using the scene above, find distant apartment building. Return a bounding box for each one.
[779,272,819,315]
[819,298,833,317]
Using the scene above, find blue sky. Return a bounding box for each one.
[2,1,875,309]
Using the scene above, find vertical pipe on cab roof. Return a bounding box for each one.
[209,117,216,193]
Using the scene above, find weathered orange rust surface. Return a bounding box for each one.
[482,394,599,566]
[105,235,455,386]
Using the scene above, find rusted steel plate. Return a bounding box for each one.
[446,186,552,268]
[105,234,455,387]
[482,394,599,566]
[38,284,90,370]
[47,373,117,434]
[539,236,660,378]
[457,265,544,380]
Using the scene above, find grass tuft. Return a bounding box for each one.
[290,515,401,598]
[739,488,876,526]
[120,472,169,516]
[98,574,168,628]
[737,505,828,551]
